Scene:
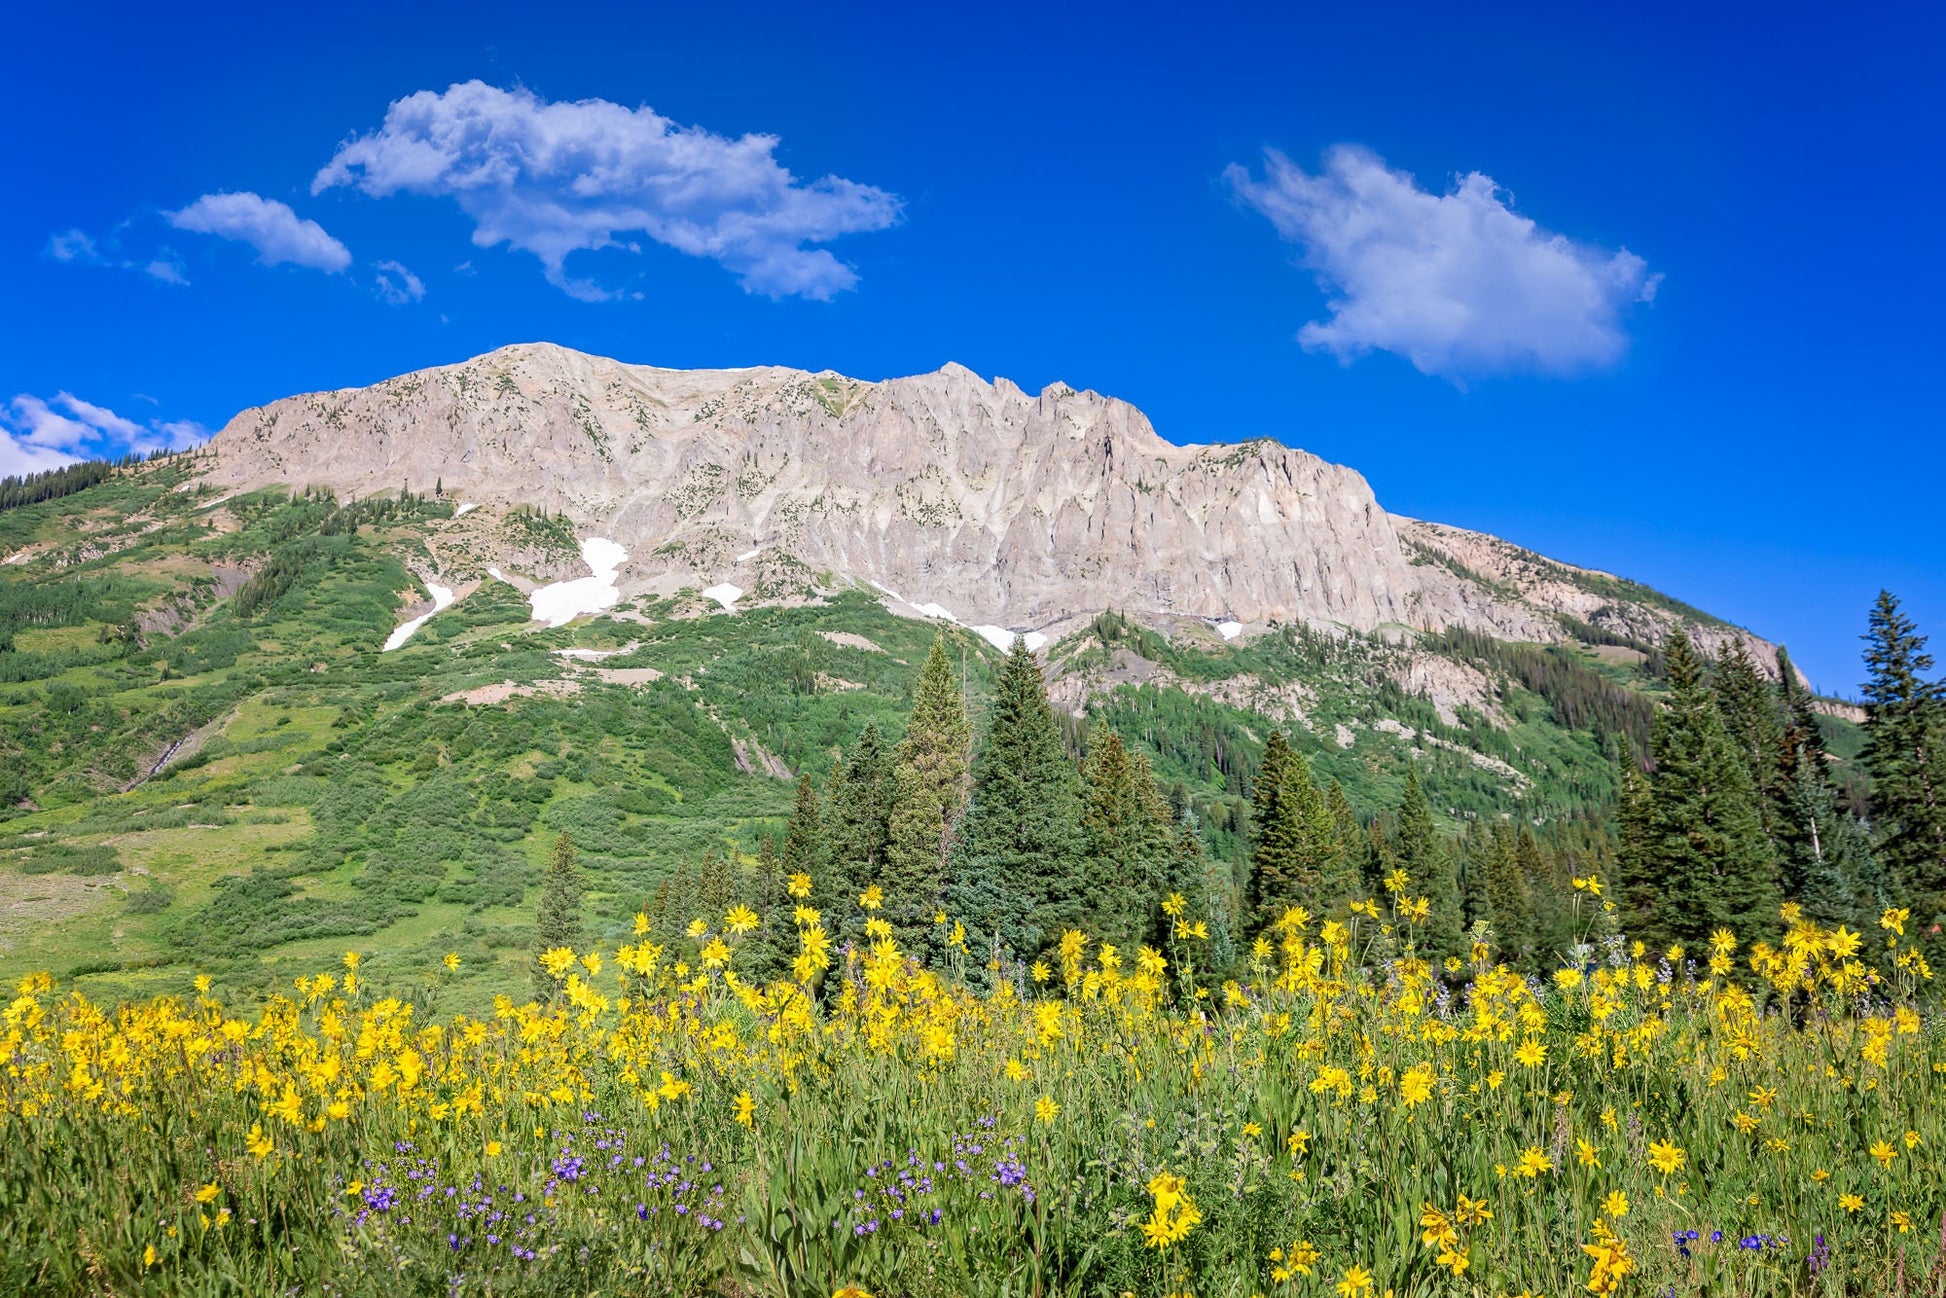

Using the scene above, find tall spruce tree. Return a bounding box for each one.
[1860,591,1946,944]
[697,846,733,918]
[1159,815,1211,950]
[1249,730,1298,914]
[1517,826,1572,968]
[1246,733,1337,925]
[1482,823,1534,965]
[779,773,827,887]
[1322,779,1366,911]
[822,724,895,947]
[1714,640,1785,843]
[1615,764,1661,945]
[1773,646,1834,884]
[752,775,825,981]
[1458,823,1492,931]
[1767,645,1881,926]
[533,832,585,994]
[1394,766,1464,961]
[1640,628,1780,947]
[883,637,972,946]
[946,638,1086,972]
[1079,724,1175,951]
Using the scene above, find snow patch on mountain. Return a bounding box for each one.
[528,538,627,627]
[382,582,455,651]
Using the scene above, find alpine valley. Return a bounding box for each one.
[0,343,1861,1000]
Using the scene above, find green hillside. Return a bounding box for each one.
[0,458,1860,1005]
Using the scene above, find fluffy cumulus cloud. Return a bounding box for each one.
[167,192,352,272]
[1227,146,1660,379]
[312,81,902,301]
[372,259,425,305]
[0,393,208,478]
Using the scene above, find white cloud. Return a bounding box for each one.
[167,191,352,272]
[48,393,143,440]
[313,81,901,301]
[0,392,210,478]
[1227,146,1660,379]
[45,228,190,285]
[46,229,102,264]
[372,258,425,304]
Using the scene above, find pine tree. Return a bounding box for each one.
[1482,823,1534,965]
[883,637,972,946]
[1079,725,1174,951]
[946,638,1086,972]
[1321,779,1365,911]
[533,832,585,994]
[1860,591,1946,944]
[697,846,733,919]
[779,774,827,886]
[1517,826,1572,967]
[753,778,823,982]
[823,724,895,947]
[1247,733,1337,924]
[1159,815,1210,950]
[1248,730,1298,917]
[1775,647,1831,783]
[1458,823,1491,931]
[1772,646,1834,885]
[657,857,699,947]
[1394,767,1464,961]
[1713,640,1784,842]
[1641,629,1780,948]
[1615,764,1661,945]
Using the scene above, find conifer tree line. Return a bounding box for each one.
[618,591,1946,986]
[0,449,185,513]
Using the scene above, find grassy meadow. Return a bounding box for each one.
[3,877,1941,1296]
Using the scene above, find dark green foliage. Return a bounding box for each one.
[0,452,1910,1007]
[821,724,894,947]
[1624,629,1780,950]
[1245,732,1343,926]
[1078,724,1175,952]
[1393,766,1465,962]
[1425,627,1659,769]
[745,828,792,983]
[779,774,827,887]
[1861,591,1946,947]
[947,639,1086,971]
[1713,639,1784,840]
[0,459,115,512]
[124,882,175,914]
[1481,824,1534,963]
[883,637,971,945]
[19,843,122,875]
[1772,645,1881,927]
[534,832,585,990]
[698,846,733,917]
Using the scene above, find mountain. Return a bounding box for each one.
[201,342,1783,668]
[0,344,1855,1002]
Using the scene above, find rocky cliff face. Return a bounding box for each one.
[202,342,1772,663]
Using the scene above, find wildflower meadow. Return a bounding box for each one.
[2,872,1941,1298]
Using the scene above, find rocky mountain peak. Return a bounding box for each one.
[199,343,1787,673]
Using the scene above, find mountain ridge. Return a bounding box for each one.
[200,341,1794,679]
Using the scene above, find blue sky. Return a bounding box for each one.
[3,0,1940,694]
